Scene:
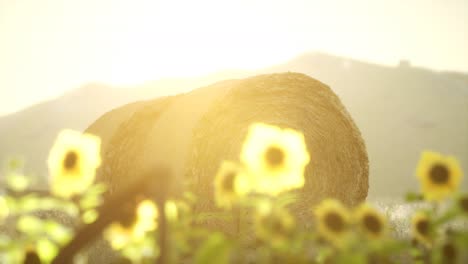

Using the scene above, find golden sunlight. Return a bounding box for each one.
[66,0,307,85]
[2,0,467,115]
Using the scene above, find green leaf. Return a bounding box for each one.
[0,196,9,220]
[19,194,40,212]
[277,192,299,207]
[183,192,198,204]
[79,193,102,210]
[17,215,43,236]
[315,247,333,263]
[165,200,178,221]
[195,233,232,264]
[1,245,23,264]
[405,192,423,202]
[38,197,62,211]
[0,235,11,247]
[433,209,458,226]
[335,251,367,264]
[82,209,99,224]
[193,212,232,223]
[4,196,18,214]
[6,157,24,171]
[88,183,107,194]
[6,173,29,192]
[37,238,58,263]
[44,220,73,245]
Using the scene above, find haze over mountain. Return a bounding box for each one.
[0,52,467,198]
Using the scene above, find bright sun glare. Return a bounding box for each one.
[1,0,467,115]
[85,0,307,85]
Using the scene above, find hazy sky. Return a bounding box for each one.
[1,0,467,116]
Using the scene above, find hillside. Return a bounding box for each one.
[0,53,466,197]
[0,71,250,183]
[265,53,468,198]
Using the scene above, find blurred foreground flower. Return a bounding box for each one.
[411,211,432,247]
[214,161,250,209]
[240,123,310,196]
[0,196,8,221]
[47,130,101,198]
[354,203,387,239]
[254,203,295,248]
[104,200,158,250]
[314,199,350,247]
[416,151,463,201]
[6,173,29,192]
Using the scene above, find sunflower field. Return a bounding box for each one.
[0,123,467,263]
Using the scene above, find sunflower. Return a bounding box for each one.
[416,151,463,201]
[214,161,251,209]
[411,211,432,247]
[254,203,295,248]
[354,203,387,239]
[47,130,101,198]
[240,123,310,196]
[314,199,351,247]
[104,199,158,250]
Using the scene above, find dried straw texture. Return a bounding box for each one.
[92,96,178,193]
[86,72,368,215]
[186,73,368,222]
[83,96,177,263]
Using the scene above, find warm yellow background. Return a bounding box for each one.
[1,0,467,115]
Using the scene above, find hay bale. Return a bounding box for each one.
[186,73,368,222]
[88,96,179,193]
[82,73,368,261]
[87,72,368,208]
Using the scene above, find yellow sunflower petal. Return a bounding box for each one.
[411,211,432,247]
[353,203,387,239]
[47,130,101,198]
[104,223,133,250]
[134,200,158,235]
[214,161,250,209]
[104,200,158,250]
[314,199,351,247]
[240,123,310,196]
[416,151,463,201]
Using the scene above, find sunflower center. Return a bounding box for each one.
[459,197,468,213]
[363,214,382,234]
[222,172,236,192]
[265,146,284,167]
[271,217,287,235]
[63,151,78,170]
[416,220,429,236]
[429,164,449,184]
[324,212,344,233]
[442,243,457,260]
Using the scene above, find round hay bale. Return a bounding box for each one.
[87,72,368,210]
[186,73,368,220]
[82,73,368,261]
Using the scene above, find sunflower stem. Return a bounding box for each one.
[234,205,241,235]
[147,166,171,264]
